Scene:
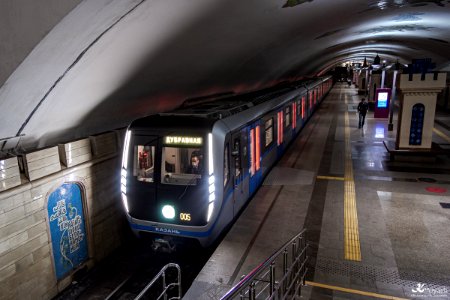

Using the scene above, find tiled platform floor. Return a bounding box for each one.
[185,83,450,299]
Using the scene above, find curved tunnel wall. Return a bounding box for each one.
[0,0,82,87]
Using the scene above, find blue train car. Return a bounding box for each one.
[120,76,332,247]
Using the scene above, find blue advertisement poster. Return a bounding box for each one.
[47,183,88,280]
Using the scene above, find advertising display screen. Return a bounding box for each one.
[377,92,388,108]
[374,88,391,118]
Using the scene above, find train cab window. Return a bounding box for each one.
[265,118,274,147]
[161,146,202,185]
[224,144,229,187]
[134,145,155,182]
[284,106,290,128]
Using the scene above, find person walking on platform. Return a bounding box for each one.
[357,98,369,128]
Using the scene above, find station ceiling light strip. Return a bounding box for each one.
[343,102,361,261]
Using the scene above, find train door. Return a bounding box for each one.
[301,96,306,124]
[296,99,302,131]
[283,105,292,144]
[231,128,249,215]
[313,89,316,106]
[276,110,284,158]
[292,102,297,134]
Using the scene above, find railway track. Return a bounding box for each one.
[53,237,215,299]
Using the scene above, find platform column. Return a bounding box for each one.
[396,73,447,149]
[368,72,381,106]
[357,69,368,95]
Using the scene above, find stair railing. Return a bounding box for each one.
[220,229,308,300]
[135,263,181,300]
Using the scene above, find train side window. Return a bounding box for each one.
[265,118,274,147]
[134,145,155,182]
[242,131,248,161]
[297,101,301,116]
[284,106,290,128]
[233,139,241,177]
[224,144,229,187]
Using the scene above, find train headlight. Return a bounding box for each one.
[121,194,129,213]
[207,173,215,222]
[122,130,131,169]
[207,133,215,222]
[208,133,214,176]
[209,193,216,202]
[162,205,175,219]
[121,130,131,214]
[207,202,214,222]
[208,183,215,194]
[121,169,129,212]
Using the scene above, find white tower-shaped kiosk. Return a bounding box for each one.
[397,72,447,150]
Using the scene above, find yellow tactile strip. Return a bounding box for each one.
[433,127,450,143]
[316,175,344,181]
[306,281,408,300]
[344,109,361,261]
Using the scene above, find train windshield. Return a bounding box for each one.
[133,145,156,182]
[161,146,203,185]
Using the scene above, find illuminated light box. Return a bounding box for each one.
[374,88,391,118]
[377,92,388,108]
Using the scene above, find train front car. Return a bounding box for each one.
[120,115,220,248]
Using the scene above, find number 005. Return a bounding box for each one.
[180,213,191,221]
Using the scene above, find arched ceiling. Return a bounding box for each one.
[1,0,449,153]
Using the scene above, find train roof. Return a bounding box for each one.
[162,77,330,119]
[130,114,216,131]
[130,76,331,129]
[166,88,292,119]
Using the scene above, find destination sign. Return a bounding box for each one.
[165,136,203,145]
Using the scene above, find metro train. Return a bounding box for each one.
[120,76,332,248]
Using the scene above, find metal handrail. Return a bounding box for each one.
[135,263,181,300]
[220,229,308,300]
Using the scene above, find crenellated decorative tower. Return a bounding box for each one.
[397,59,447,150]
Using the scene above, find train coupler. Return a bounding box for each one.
[151,238,176,253]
